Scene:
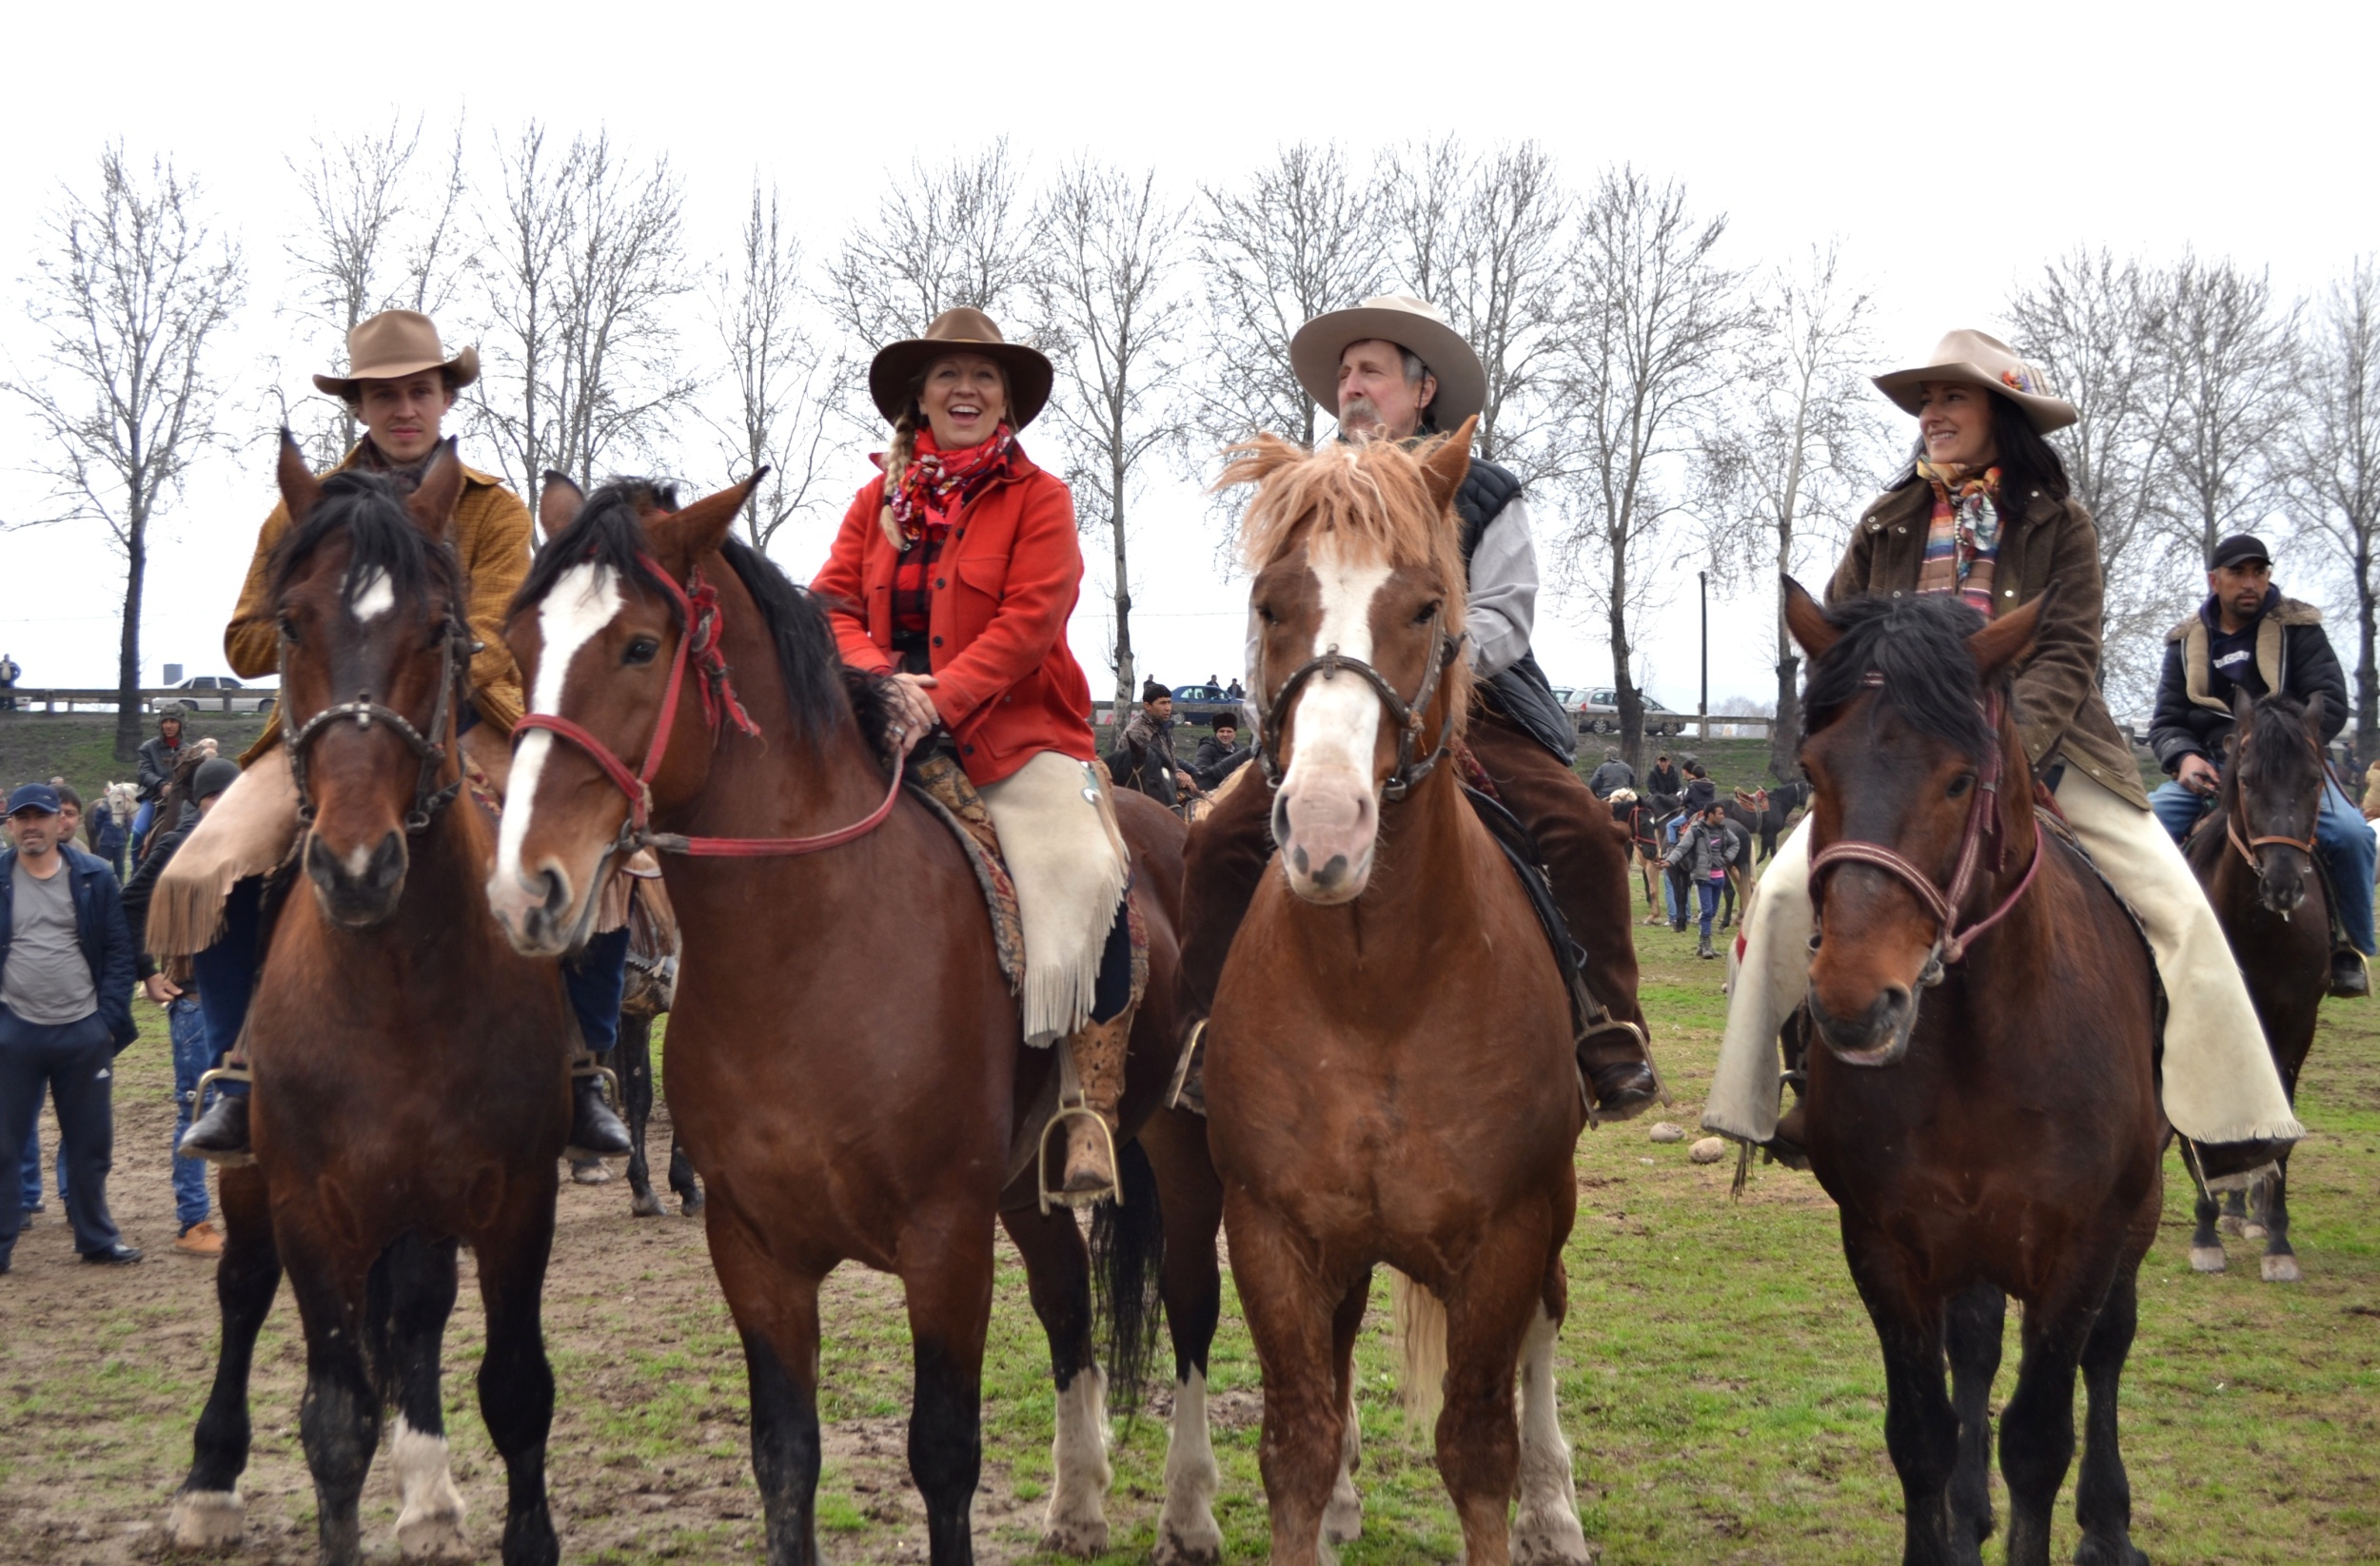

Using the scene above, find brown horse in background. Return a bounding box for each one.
[2181,688,2332,1282]
[486,474,1227,1566]
[168,438,577,1566]
[1784,581,2161,1566]
[1206,423,1594,1566]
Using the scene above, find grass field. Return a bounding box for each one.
[0,718,2369,1563]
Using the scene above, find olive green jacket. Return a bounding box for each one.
[1827,478,2147,809]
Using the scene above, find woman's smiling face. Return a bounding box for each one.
[1916,381,1998,469]
[919,353,1010,448]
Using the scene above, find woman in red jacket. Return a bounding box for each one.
[812,308,1133,1203]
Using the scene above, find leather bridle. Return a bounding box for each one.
[284,613,471,835]
[1255,614,1464,804]
[511,553,903,861]
[2221,724,2323,874]
[1807,681,2044,977]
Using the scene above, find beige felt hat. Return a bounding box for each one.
[312,310,479,398]
[1290,295,1486,426]
[1872,328,2075,434]
[869,307,1054,430]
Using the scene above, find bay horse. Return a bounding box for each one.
[1723,778,1811,864]
[2179,688,2331,1283]
[485,474,1228,1566]
[1208,421,1593,1566]
[1783,580,2161,1566]
[168,437,575,1566]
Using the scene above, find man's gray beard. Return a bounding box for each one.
[1339,396,1384,437]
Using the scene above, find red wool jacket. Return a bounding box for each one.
[811,447,1096,786]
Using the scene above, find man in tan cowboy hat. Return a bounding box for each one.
[1181,294,1662,1118]
[164,309,634,1165]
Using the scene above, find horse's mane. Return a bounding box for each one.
[517,479,894,756]
[2230,689,2324,798]
[269,470,462,612]
[1802,594,1995,757]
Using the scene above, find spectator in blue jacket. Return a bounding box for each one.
[0,783,140,1268]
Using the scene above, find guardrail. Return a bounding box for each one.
[0,687,278,714]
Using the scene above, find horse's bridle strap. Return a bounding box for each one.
[1257,618,1464,803]
[283,617,471,835]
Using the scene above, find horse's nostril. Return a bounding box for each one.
[1291,846,1310,877]
[537,867,568,916]
[1312,854,1347,889]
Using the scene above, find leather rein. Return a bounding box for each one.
[1255,614,1464,803]
[511,553,903,860]
[1806,679,2045,976]
[283,614,471,835]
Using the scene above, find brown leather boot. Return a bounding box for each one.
[1054,1010,1132,1206]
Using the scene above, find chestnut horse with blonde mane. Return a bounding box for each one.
[484,473,1227,1566]
[1206,421,1594,1566]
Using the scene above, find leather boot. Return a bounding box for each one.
[2329,947,2370,998]
[567,1056,633,1161]
[179,1093,252,1165]
[1054,1010,1131,1206]
[1697,930,1717,960]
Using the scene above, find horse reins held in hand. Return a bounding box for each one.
[512,553,903,859]
[1808,682,2044,972]
[1255,616,1465,803]
[284,615,472,834]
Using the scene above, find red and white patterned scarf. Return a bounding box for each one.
[885,424,1016,546]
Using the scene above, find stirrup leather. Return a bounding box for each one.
[1038,1024,1125,1214]
[569,1052,622,1109]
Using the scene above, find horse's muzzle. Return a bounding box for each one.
[1807,984,1918,1067]
[305,829,407,930]
[2258,864,2310,920]
[487,862,580,957]
[1272,776,1376,904]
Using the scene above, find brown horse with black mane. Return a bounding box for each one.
[168,437,577,1566]
[2180,688,2332,1282]
[485,473,1226,1566]
[1783,579,2161,1566]
[1206,421,1594,1566]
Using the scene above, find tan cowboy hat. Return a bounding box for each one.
[869,307,1053,430]
[311,309,479,398]
[1872,328,2076,434]
[1290,294,1487,427]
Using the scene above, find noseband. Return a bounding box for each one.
[1807,681,2044,975]
[1256,615,1464,803]
[511,554,903,860]
[284,614,471,834]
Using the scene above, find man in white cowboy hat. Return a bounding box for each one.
[1179,294,1662,1118]
[1702,328,2302,1181]
[161,309,635,1165]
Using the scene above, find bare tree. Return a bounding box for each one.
[1033,162,1191,714]
[283,116,468,461]
[2145,254,2301,562]
[1558,166,1753,770]
[2007,247,2191,708]
[1699,242,1885,777]
[2290,257,2380,763]
[703,180,840,555]
[468,124,698,502]
[1190,143,1387,457]
[1382,137,1576,483]
[5,147,243,760]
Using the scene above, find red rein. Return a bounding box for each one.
[511,553,903,859]
[1807,686,2044,969]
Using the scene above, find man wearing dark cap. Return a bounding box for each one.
[0,784,140,1268]
[1110,680,1190,807]
[2148,534,2371,993]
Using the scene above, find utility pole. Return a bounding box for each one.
[1699,569,1709,743]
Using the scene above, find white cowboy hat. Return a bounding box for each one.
[1290,295,1487,428]
[1871,328,2076,435]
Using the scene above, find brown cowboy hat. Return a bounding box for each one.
[1290,294,1487,427]
[311,309,480,398]
[1872,328,2075,434]
[868,307,1053,430]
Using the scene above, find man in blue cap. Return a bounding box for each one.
[2148,533,2372,995]
[0,783,141,1268]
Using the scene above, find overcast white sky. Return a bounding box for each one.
[4,0,2374,719]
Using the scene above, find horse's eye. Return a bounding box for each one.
[278,616,300,645]
[1948,773,1975,799]
[623,636,660,666]
[1254,603,1278,627]
[1411,599,1442,628]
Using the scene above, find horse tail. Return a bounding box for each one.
[1389,1268,1447,1428]
[1089,1137,1166,1415]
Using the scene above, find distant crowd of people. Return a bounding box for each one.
[1104,677,1252,812]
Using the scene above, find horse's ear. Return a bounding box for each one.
[405,439,463,540]
[540,470,585,536]
[1967,580,2061,682]
[276,428,323,524]
[1781,577,1839,661]
[1419,414,1479,518]
[646,469,770,577]
[2303,691,2325,744]
[2232,684,2256,733]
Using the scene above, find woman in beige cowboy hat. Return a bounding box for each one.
[1702,328,2300,1173]
[812,305,1139,1204]
[164,309,633,1165]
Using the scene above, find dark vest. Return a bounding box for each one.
[1456,461,1575,763]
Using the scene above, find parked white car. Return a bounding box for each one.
[151,675,277,714]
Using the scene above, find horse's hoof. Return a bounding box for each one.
[1511,1505,1593,1566]
[167,1488,245,1548]
[2261,1253,2302,1283]
[2216,1214,2247,1238]
[1153,1524,1223,1566]
[395,1509,473,1559]
[570,1161,613,1185]
[2074,1534,2150,1566]
[678,1191,705,1217]
[2189,1245,2228,1274]
[1323,1487,1363,1545]
[1039,1517,1109,1558]
[630,1189,666,1218]
[2240,1221,2269,1241]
